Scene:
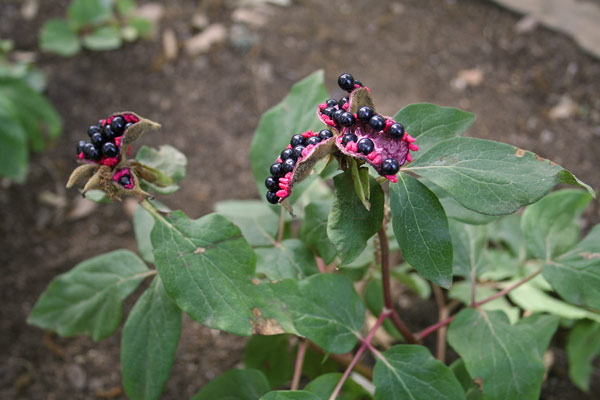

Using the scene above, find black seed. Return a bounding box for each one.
[388,123,405,139]
[110,116,126,135]
[266,191,280,204]
[293,145,305,159]
[342,133,358,146]
[319,129,333,140]
[369,115,386,131]
[332,109,345,125]
[381,158,400,175]
[265,176,279,191]
[322,106,335,117]
[76,140,87,155]
[119,175,132,186]
[338,96,349,109]
[306,136,321,146]
[281,148,295,160]
[102,142,118,158]
[104,125,117,141]
[355,79,363,87]
[270,162,284,177]
[339,112,355,127]
[83,143,101,161]
[357,106,374,122]
[283,158,296,173]
[338,73,355,92]
[357,138,375,154]
[124,122,133,131]
[87,125,101,137]
[91,132,104,147]
[326,99,338,107]
[290,134,305,147]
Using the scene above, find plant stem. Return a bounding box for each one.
[431,284,448,362]
[306,342,373,380]
[291,340,308,390]
[329,310,390,400]
[377,227,418,344]
[276,207,285,243]
[416,267,543,340]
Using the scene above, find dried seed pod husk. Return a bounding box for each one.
[116,111,161,150]
[66,164,100,188]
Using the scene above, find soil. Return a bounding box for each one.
[1,0,599,399]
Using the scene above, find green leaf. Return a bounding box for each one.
[260,391,321,400]
[516,314,559,356]
[521,189,591,260]
[191,369,270,400]
[566,320,600,392]
[449,220,487,280]
[215,200,279,247]
[304,373,371,400]
[82,26,123,51]
[488,214,524,258]
[392,103,475,161]
[0,97,28,181]
[302,348,339,380]
[136,145,187,194]
[448,309,546,400]
[68,0,112,29]
[39,19,80,56]
[121,277,181,400]
[129,17,153,38]
[84,189,110,203]
[448,281,519,323]
[478,249,520,281]
[274,274,365,354]
[364,279,403,340]
[27,250,151,341]
[150,210,295,336]
[255,239,319,281]
[116,0,135,15]
[328,171,384,264]
[543,225,600,309]
[134,205,155,264]
[351,160,371,210]
[299,200,337,264]
[250,70,328,201]
[390,173,453,288]
[243,335,293,388]
[404,137,589,215]
[373,345,466,400]
[450,360,484,400]
[389,266,432,299]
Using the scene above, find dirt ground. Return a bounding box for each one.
[1,0,599,399]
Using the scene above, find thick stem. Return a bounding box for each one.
[291,340,308,390]
[276,207,285,243]
[307,342,373,380]
[431,284,448,362]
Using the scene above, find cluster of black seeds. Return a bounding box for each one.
[75,115,133,163]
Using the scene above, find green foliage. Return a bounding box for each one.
[244,335,293,388]
[191,369,270,400]
[304,373,371,399]
[39,0,153,56]
[566,320,600,392]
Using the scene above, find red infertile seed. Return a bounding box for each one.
[409,143,419,151]
[78,152,85,159]
[386,175,398,183]
[101,157,119,167]
[346,142,358,152]
[284,172,293,179]
[342,103,349,111]
[373,155,382,165]
[112,168,135,189]
[384,119,394,132]
[279,178,290,184]
[100,119,106,127]
[279,183,289,190]
[323,116,335,126]
[318,103,327,110]
[405,134,416,143]
[302,130,313,139]
[107,116,114,125]
[286,144,292,149]
[367,151,378,161]
[406,153,413,162]
[276,190,288,198]
[276,157,282,163]
[115,136,122,147]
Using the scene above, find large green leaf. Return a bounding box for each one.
[304,373,371,400]
[328,171,384,265]
[404,137,591,215]
[121,277,181,400]
[250,70,328,201]
[27,250,151,341]
[449,221,487,280]
[299,200,337,264]
[150,210,295,336]
[39,19,80,56]
[136,145,187,194]
[372,345,465,400]
[255,239,319,281]
[191,369,270,400]
[134,205,155,264]
[566,320,600,392]
[543,225,600,309]
[449,281,519,323]
[273,274,365,354]
[447,309,545,400]
[0,98,28,181]
[243,335,293,388]
[393,103,475,161]
[215,200,280,247]
[82,26,122,51]
[260,392,321,400]
[515,314,559,356]
[68,0,112,29]
[390,173,453,288]
[521,189,591,260]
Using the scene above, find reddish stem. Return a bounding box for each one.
[432,284,448,362]
[291,340,308,390]
[276,207,285,243]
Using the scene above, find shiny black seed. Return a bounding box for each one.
[124,122,133,131]
[102,142,118,157]
[319,129,333,140]
[281,148,295,160]
[306,136,321,146]
[357,138,375,154]
[270,162,284,177]
[104,125,117,141]
[293,145,305,159]
[283,158,296,173]
[381,158,400,175]
[326,99,338,107]
[322,106,336,117]
[87,125,101,137]
[357,106,374,122]
[290,134,305,147]
[119,175,132,186]
[110,116,126,135]
[342,133,358,146]
[388,123,405,139]
[83,143,101,161]
[76,140,87,155]
[338,73,355,92]
[339,112,355,127]
[266,191,280,204]
[369,115,386,131]
[91,132,104,147]
[265,176,279,191]
[338,96,349,109]
[355,79,363,87]
[332,109,345,125]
